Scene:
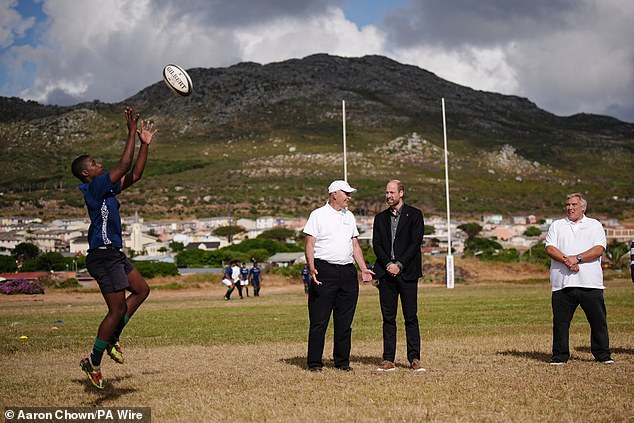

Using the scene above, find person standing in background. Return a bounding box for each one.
[249,262,262,297]
[372,180,425,372]
[303,180,374,372]
[545,193,612,365]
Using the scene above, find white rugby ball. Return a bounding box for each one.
[162,64,193,96]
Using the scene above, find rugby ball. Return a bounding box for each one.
[162,64,193,96]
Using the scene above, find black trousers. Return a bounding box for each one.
[378,276,421,362]
[307,259,359,368]
[552,287,611,362]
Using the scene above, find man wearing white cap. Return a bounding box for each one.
[303,180,375,372]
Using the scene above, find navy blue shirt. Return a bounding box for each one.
[249,267,261,284]
[240,266,249,280]
[79,172,123,250]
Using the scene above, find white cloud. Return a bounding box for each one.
[1,0,633,121]
[13,1,383,105]
[235,8,384,63]
[505,0,634,118]
[392,45,519,95]
[383,0,634,120]
[0,0,35,48]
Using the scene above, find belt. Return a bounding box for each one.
[96,245,122,252]
[315,258,353,267]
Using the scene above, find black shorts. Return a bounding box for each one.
[86,248,134,294]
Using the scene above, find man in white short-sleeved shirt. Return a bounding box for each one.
[545,192,612,365]
[303,180,374,372]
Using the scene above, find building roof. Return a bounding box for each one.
[268,252,305,263]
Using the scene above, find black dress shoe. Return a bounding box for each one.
[335,365,353,372]
[308,366,323,372]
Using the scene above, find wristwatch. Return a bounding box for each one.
[576,254,583,263]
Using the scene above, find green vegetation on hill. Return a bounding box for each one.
[1,55,633,221]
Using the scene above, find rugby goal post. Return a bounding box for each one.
[442,98,455,289]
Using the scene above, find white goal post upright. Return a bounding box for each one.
[342,100,348,182]
[442,98,455,289]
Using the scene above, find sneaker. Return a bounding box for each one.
[410,359,426,372]
[224,296,230,301]
[106,341,124,364]
[376,360,396,372]
[308,366,323,372]
[335,365,353,372]
[80,357,104,389]
[599,359,614,364]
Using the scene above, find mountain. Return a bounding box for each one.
[1,54,633,221]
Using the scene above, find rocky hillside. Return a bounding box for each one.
[1,54,633,221]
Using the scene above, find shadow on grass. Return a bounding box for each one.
[576,346,634,355]
[498,346,633,363]
[74,374,139,405]
[280,355,386,369]
[497,350,551,363]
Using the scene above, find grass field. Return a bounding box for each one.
[1,274,633,422]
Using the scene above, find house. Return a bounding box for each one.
[69,236,90,255]
[481,214,504,225]
[268,252,306,267]
[0,231,20,254]
[186,241,221,251]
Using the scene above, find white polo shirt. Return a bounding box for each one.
[303,203,359,265]
[545,215,606,291]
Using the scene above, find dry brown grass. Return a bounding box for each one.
[1,263,633,422]
[2,330,633,422]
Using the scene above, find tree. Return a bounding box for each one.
[464,237,503,254]
[605,240,629,270]
[257,228,296,242]
[169,241,184,252]
[12,242,40,261]
[457,223,482,239]
[523,241,551,268]
[35,252,67,271]
[213,225,246,242]
[0,255,17,272]
[523,226,542,237]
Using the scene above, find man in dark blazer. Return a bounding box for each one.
[372,180,425,372]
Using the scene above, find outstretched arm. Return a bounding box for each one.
[120,119,157,191]
[109,107,139,184]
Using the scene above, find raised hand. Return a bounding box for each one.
[125,106,139,134]
[138,119,158,145]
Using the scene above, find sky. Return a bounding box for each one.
[1,0,633,122]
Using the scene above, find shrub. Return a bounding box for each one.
[37,274,80,289]
[0,278,45,295]
[268,263,304,278]
[0,255,17,272]
[522,242,551,268]
[56,278,81,289]
[480,248,520,262]
[132,261,179,278]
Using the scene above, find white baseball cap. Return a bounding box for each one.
[328,180,357,194]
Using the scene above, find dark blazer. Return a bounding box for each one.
[372,203,424,282]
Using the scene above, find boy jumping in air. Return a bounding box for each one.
[72,106,157,389]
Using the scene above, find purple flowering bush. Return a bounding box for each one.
[0,278,45,295]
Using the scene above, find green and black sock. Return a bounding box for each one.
[90,338,109,367]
